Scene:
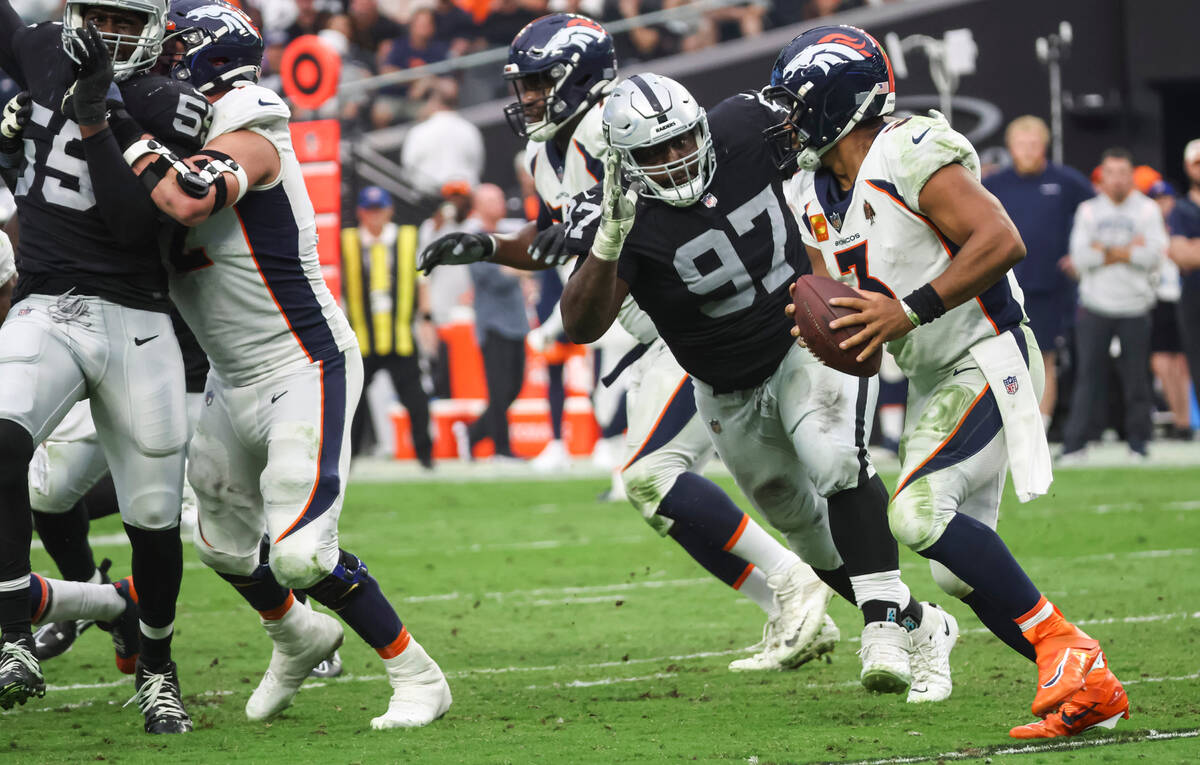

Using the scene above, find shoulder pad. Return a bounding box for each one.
[208,82,290,140]
[878,111,980,212]
[121,73,212,155]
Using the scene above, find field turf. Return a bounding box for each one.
[5,466,1199,764]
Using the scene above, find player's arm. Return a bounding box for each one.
[418,217,572,274]
[561,152,636,343]
[828,163,1025,362]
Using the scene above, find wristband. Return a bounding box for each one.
[901,283,947,325]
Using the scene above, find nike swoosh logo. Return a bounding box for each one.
[910,685,928,694]
[270,391,288,404]
[784,636,799,647]
[951,366,976,376]
[912,127,931,144]
[1059,708,1094,726]
[943,620,951,637]
[258,98,276,106]
[133,335,158,346]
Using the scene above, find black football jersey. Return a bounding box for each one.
[594,93,809,393]
[9,23,210,312]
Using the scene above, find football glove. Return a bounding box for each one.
[63,22,115,126]
[418,231,496,274]
[0,92,30,167]
[591,149,639,262]
[529,222,573,266]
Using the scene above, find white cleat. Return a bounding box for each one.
[531,439,569,472]
[769,563,834,669]
[907,602,959,703]
[371,637,452,730]
[858,621,912,694]
[245,601,344,721]
[729,614,840,672]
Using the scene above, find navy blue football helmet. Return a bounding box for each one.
[163,0,263,94]
[762,25,895,172]
[503,13,617,142]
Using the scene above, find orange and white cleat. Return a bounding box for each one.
[1010,653,1129,739]
[1019,598,1100,717]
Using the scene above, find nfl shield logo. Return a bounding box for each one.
[1003,375,1019,395]
[17,306,32,316]
[709,419,721,434]
[205,390,214,407]
[702,193,717,208]
[828,211,842,230]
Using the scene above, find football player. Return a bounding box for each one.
[72,0,450,728]
[770,26,1127,735]
[420,13,835,672]
[560,73,957,699]
[0,0,198,730]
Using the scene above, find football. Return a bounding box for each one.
[791,274,883,377]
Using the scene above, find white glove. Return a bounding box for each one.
[526,326,547,353]
[591,149,639,262]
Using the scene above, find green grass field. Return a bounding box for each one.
[5,466,1199,764]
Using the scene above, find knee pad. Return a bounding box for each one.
[621,458,685,533]
[305,550,369,607]
[888,480,954,551]
[120,487,180,531]
[0,419,34,483]
[929,559,973,599]
[192,522,259,576]
[260,426,323,512]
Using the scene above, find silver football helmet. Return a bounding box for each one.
[63,0,168,81]
[602,73,714,207]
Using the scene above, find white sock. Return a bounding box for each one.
[41,578,125,623]
[736,566,778,618]
[727,515,800,577]
[140,621,173,640]
[86,568,102,584]
[880,405,905,443]
[848,571,911,610]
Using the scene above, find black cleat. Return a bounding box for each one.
[126,660,193,734]
[97,577,140,675]
[0,633,46,709]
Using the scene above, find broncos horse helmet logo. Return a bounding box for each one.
[782,31,874,79]
[184,3,261,41]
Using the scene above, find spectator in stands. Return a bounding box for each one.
[612,0,682,62]
[453,184,531,461]
[1061,148,1168,461]
[346,0,405,67]
[400,79,485,197]
[342,187,436,466]
[433,0,481,55]
[1147,181,1193,440]
[375,6,452,126]
[482,0,545,48]
[283,0,333,42]
[1167,139,1200,416]
[985,115,1093,431]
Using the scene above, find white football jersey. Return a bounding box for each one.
[785,113,1027,383]
[526,97,658,344]
[0,229,13,286]
[168,82,356,387]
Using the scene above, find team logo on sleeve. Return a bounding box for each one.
[1004,375,1019,395]
[810,213,830,242]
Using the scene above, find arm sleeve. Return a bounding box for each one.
[81,127,161,247]
[1130,200,1168,270]
[1068,202,1103,272]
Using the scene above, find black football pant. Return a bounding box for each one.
[1062,307,1152,453]
[350,354,432,462]
[468,332,526,457]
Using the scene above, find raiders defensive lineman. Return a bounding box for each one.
[0,0,200,729]
[561,73,959,699]
[74,0,451,729]
[770,26,1126,735]
[420,12,835,672]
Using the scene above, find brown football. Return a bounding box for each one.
[791,274,882,377]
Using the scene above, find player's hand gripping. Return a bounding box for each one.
[827,289,916,363]
[417,231,497,274]
[0,91,30,160]
[64,22,115,126]
[591,149,638,262]
[529,222,573,266]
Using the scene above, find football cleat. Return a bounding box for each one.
[246,599,344,721]
[1010,654,1129,739]
[309,650,343,679]
[0,633,45,709]
[97,577,140,675]
[731,614,840,671]
[125,660,193,734]
[1026,607,1100,717]
[858,621,912,694]
[770,563,834,669]
[906,602,958,703]
[371,636,452,729]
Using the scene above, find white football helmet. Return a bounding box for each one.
[62,0,168,81]
[602,73,714,207]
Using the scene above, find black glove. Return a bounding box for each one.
[529,222,575,267]
[418,231,496,274]
[0,91,30,163]
[62,22,114,126]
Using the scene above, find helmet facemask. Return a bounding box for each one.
[503,65,570,141]
[620,118,715,207]
[63,0,166,81]
[762,79,893,172]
